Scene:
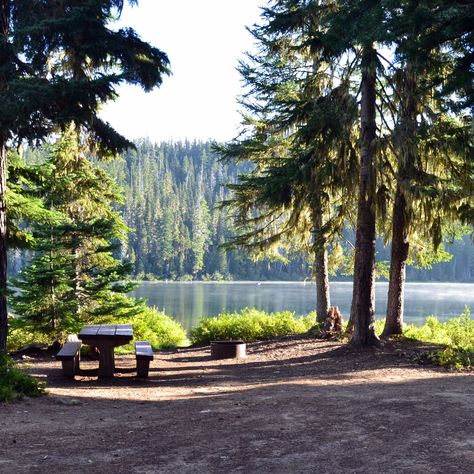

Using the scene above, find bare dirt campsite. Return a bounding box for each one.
[2,337,473,474]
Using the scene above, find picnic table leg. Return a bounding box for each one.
[98,343,115,378]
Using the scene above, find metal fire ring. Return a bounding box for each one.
[210,340,246,360]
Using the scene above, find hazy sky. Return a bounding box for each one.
[100,0,263,143]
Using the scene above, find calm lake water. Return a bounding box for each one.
[130,281,474,333]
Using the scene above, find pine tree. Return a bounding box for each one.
[11,129,143,341]
[379,0,473,336]
[218,0,359,322]
[0,0,169,349]
[10,226,77,338]
[191,197,211,277]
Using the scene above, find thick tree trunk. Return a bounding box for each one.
[383,65,416,338]
[315,246,330,323]
[0,0,10,352]
[350,46,379,347]
[383,186,409,336]
[312,207,330,324]
[0,141,7,351]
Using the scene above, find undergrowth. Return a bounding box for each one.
[403,307,473,369]
[8,307,188,354]
[0,352,45,402]
[115,307,189,353]
[191,308,315,344]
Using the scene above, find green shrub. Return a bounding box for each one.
[404,307,474,369]
[115,307,188,352]
[0,352,45,402]
[191,308,315,345]
[9,304,188,354]
[7,317,53,352]
[177,274,193,282]
[201,272,229,282]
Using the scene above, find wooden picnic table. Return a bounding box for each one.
[78,324,133,378]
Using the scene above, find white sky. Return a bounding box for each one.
[100,0,264,143]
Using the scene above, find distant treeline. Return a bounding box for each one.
[12,139,473,282]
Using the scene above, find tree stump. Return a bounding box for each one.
[318,306,344,339]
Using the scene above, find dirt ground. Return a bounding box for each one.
[1,336,473,474]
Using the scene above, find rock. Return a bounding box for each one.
[58,398,81,406]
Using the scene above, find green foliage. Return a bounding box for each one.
[18,140,474,283]
[7,152,64,249]
[201,272,230,282]
[6,318,54,352]
[191,308,315,345]
[1,0,169,152]
[0,352,45,402]
[404,308,474,368]
[115,307,188,351]
[10,130,144,342]
[408,243,454,270]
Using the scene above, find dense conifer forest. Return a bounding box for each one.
[11,139,472,283]
[104,139,314,281]
[101,140,473,282]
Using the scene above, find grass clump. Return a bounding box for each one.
[403,307,474,369]
[0,352,45,402]
[191,308,315,345]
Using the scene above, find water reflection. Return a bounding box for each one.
[130,281,474,333]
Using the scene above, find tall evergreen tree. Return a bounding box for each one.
[321,0,393,346]
[219,0,359,322]
[379,0,473,336]
[0,0,169,349]
[11,129,142,341]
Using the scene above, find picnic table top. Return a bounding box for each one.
[78,324,133,340]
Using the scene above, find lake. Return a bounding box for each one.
[130,281,474,333]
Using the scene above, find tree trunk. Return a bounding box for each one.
[383,186,409,336]
[0,1,10,351]
[383,65,416,338]
[350,46,380,347]
[0,140,7,351]
[315,246,330,323]
[312,207,330,324]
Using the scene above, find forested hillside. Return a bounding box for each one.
[104,139,312,281]
[13,139,473,282]
[105,140,473,282]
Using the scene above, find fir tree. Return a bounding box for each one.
[380,0,473,336]
[0,0,169,349]
[218,0,359,322]
[11,129,143,341]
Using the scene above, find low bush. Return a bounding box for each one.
[191,308,315,345]
[403,307,474,369]
[0,352,45,402]
[131,307,189,349]
[7,318,53,353]
[115,307,188,352]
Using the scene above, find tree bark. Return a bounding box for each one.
[0,140,7,351]
[0,1,9,351]
[383,186,409,336]
[315,246,330,323]
[383,65,416,338]
[350,46,380,347]
[312,207,330,323]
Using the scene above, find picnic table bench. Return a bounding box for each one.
[56,325,154,379]
[135,341,154,378]
[56,341,82,378]
[78,324,133,378]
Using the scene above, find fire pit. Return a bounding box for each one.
[210,340,246,360]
